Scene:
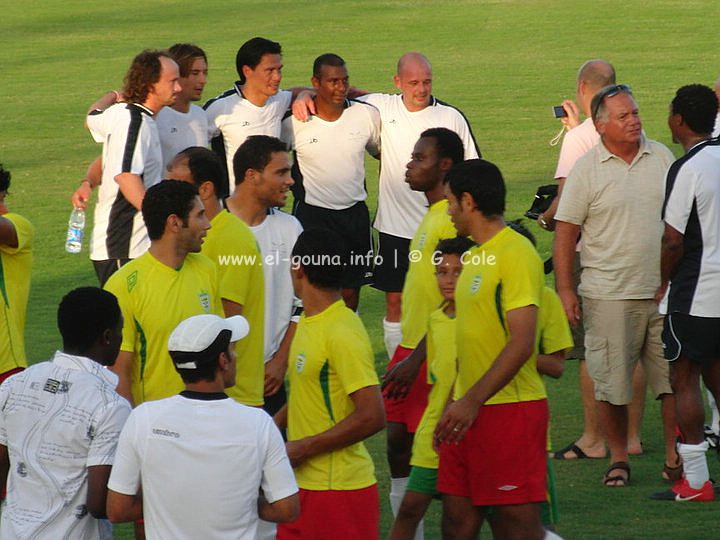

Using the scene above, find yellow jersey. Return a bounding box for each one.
[455,227,545,405]
[411,307,456,469]
[105,251,222,404]
[287,300,378,490]
[400,199,457,349]
[202,210,265,406]
[0,213,34,373]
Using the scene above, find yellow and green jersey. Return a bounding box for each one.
[400,199,457,349]
[287,300,378,490]
[0,213,34,374]
[539,286,573,357]
[202,210,265,406]
[105,251,222,404]
[411,307,456,469]
[455,227,545,405]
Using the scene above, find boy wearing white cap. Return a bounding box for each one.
[107,314,299,539]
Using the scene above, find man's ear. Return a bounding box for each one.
[393,74,402,91]
[460,191,476,212]
[166,213,183,233]
[198,180,214,200]
[438,156,454,175]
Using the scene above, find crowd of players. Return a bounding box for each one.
[0,36,719,539]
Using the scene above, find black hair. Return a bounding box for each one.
[446,159,506,218]
[506,219,536,246]
[58,287,121,351]
[235,37,281,84]
[671,84,719,135]
[420,128,465,170]
[142,180,199,240]
[291,228,346,290]
[232,135,288,185]
[170,329,232,384]
[174,146,228,198]
[435,236,475,258]
[0,164,10,192]
[313,53,346,78]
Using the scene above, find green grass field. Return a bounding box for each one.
[4,1,720,538]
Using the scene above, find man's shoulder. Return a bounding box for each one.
[203,87,240,112]
[266,208,303,230]
[644,138,675,162]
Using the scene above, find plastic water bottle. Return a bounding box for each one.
[65,208,85,254]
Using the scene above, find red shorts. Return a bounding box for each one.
[276,484,379,540]
[383,346,431,432]
[437,399,548,506]
[0,367,24,385]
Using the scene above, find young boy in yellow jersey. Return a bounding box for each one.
[389,235,474,540]
[276,228,385,540]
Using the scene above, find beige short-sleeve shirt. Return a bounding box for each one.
[556,137,674,299]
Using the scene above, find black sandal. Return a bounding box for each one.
[603,461,630,487]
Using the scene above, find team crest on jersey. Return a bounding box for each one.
[127,271,138,293]
[470,275,482,294]
[295,352,306,373]
[199,292,210,312]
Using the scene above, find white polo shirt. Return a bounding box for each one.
[357,93,479,239]
[281,99,380,210]
[0,352,131,540]
[204,83,292,191]
[108,393,297,540]
[155,104,209,168]
[87,102,163,260]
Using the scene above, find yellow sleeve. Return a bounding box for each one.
[0,214,34,254]
[328,315,379,396]
[539,287,573,355]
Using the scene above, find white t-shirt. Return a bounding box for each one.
[554,117,599,179]
[250,209,303,362]
[281,99,381,210]
[357,93,479,239]
[0,352,131,540]
[155,104,209,168]
[87,102,163,260]
[661,139,720,316]
[107,394,297,540]
[204,84,293,191]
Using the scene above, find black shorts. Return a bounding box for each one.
[372,232,410,293]
[663,312,720,364]
[93,258,132,287]
[294,200,373,288]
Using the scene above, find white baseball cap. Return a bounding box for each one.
[168,314,249,368]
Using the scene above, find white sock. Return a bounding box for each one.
[389,477,424,540]
[677,441,709,489]
[384,318,402,360]
[707,389,720,435]
[544,529,564,540]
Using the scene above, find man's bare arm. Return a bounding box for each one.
[110,351,134,406]
[656,223,684,302]
[258,492,300,523]
[71,157,103,210]
[114,173,146,211]
[553,220,582,326]
[285,385,384,467]
[106,489,143,523]
[265,322,296,397]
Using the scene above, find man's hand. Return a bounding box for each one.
[72,181,93,210]
[264,353,287,397]
[285,439,311,468]
[655,281,669,304]
[434,397,479,447]
[560,99,581,130]
[382,356,421,400]
[558,288,581,327]
[291,90,316,122]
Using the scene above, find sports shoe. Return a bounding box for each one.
[672,479,715,502]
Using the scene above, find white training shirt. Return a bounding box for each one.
[155,104,209,168]
[87,102,163,260]
[661,139,720,317]
[0,352,131,540]
[204,84,293,192]
[357,93,479,239]
[281,99,381,210]
[250,209,303,363]
[107,394,297,540]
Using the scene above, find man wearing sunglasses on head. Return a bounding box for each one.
[553,84,679,488]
